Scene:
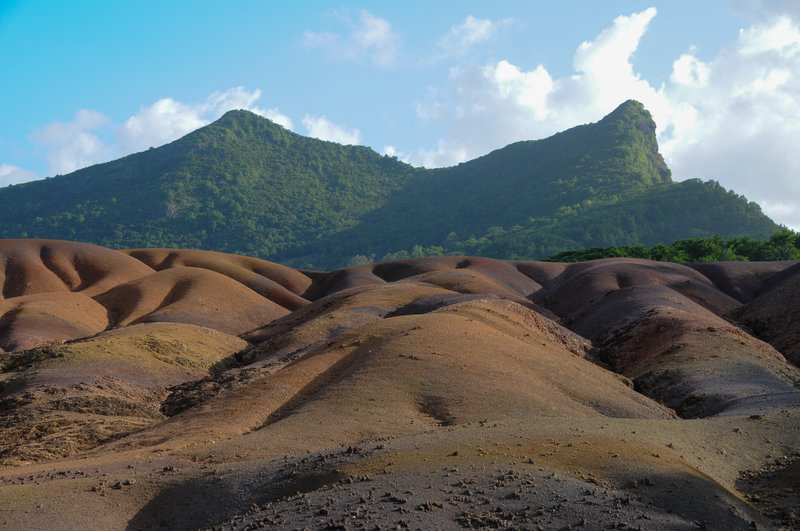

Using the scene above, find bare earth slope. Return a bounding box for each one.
[0,240,798,530]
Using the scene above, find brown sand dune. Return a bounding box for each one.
[0,241,799,530]
[687,260,798,303]
[373,255,543,298]
[242,281,454,352]
[93,266,291,335]
[0,242,318,353]
[737,262,800,366]
[0,239,154,298]
[96,296,667,458]
[123,248,313,310]
[0,291,108,351]
[525,259,800,417]
[530,258,743,323]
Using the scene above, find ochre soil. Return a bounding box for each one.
[0,240,798,529]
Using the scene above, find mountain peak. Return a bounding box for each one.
[215,108,264,124]
[600,100,655,133]
[211,108,282,130]
[608,98,648,115]
[597,99,670,183]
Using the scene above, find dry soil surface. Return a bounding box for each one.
[0,240,798,530]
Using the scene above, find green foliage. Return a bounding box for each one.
[346,254,375,267]
[0,101,783,269]
[545,229,800,263]
[455,178,779,261]
[0,111,423,263]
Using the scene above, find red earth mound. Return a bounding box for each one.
[736,262,800,366]
[0,240,316,349]
[0,239,154,298]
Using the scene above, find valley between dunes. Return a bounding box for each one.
[0,239,798,530]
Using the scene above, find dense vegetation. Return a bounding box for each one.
[546,229,800,263]
[0,100,781,269]
[0,112,423,261]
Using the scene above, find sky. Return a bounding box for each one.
[1,0,799,229]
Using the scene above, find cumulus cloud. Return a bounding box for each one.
[658,13,800,229]
[31,109,114,174]
[262,108,294,130]
[304,10,401,67]
[119,98,208,153]
[30,87,295,176]
[433,15,511,60]
[380,145,412,163]
[414,8,666,167]
[302,115,362,145]
[734,0,800,24]
[413,7,800,229]
[0,163,40,187]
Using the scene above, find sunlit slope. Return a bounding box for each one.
[0,101,778,268]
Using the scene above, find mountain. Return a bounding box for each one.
[0,112,423,262]
[0,101,779,268]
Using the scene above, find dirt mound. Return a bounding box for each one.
[737,262,800,366]
[101,296,665,457]
[0,242,799,529]
[93,266,291,335]
[687,260,797,303]
[523,259,800,417]
[123,248,313,310]
[0,242,317,352]
[0,239,154,298]
[0,291,108,351]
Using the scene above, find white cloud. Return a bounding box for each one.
[658,14,800,230]
[302,115,362,145]
[413,8,667,167]
[304,10,400,67]
[202,86,264,115]
[380,145,412,163]
[412,7,800,229]
[31,109,114,174]
[434,16,511,59]
[263,108,294,130]
[119,98,208,153]
[0,163,40,187]
[734,0,800,25]
[670,50,710,86]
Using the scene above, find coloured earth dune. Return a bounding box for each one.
[0,239,798,529]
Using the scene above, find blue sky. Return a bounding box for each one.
[2,1,799,229]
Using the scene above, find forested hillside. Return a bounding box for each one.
[0,111,423,258]
[0,101,780,268]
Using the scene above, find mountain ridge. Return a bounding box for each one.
[0,101,779,268]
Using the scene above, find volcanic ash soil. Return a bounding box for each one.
[0,241,799,529]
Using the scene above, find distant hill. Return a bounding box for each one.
[0,100,779,268]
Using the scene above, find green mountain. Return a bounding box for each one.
[0,100,779,268]
[0,112,423,260]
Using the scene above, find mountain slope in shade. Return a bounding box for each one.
[0,240,798,529]
[0,101,779,268]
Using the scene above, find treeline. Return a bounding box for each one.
[546,230,800,263]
